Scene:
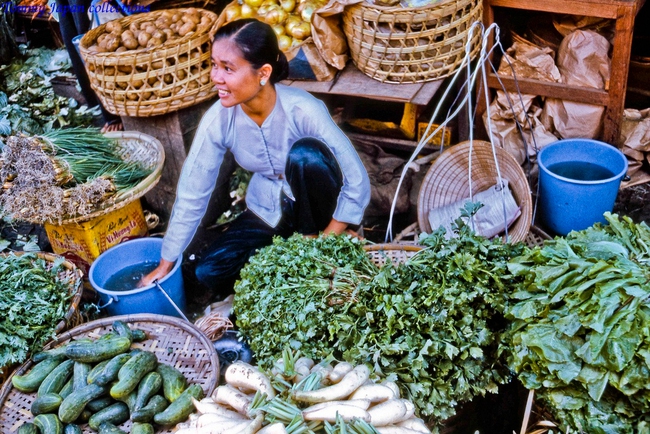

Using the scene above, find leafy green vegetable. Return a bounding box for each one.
[0,253,75,372]
[0,46,100,135]
[503,212,650,433]
[234,203,524,423]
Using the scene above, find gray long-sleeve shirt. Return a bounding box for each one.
[161,84,371,262]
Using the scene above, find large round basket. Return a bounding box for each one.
[60,131,164,225]
[79,8,218,117]
[0,314,220,433]
[0,252,83,385]
[417,140,533,243]
[342,0,482,83]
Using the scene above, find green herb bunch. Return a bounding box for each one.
[234,233,377,366]
[234,204,525,423]
[502,212,650,433]
[0,253,75,372]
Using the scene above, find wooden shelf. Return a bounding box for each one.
[483,0,644,144]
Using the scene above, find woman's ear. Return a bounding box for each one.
[260,63,273,83]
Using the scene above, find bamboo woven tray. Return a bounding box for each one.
[0,252,84,386]
[0,314,220,433]
[364,243,424,267]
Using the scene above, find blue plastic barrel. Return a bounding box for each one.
[88,237,186,318]
[538,139,628,236]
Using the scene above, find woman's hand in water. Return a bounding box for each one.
[138,259,175,287]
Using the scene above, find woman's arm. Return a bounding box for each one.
[139,259,175,287]
[323,218,348,235]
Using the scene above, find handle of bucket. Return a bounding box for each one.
[97,297,115,310]
[153,279,190,322]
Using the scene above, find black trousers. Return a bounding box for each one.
[194,138,343,294]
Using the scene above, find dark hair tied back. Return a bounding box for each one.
[214,19,289,83]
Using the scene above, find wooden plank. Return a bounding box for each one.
[488,0,630,18]
[329,64,423,103]
[486,73,610,105]
[281,78,336,94]
[348,132,438,154]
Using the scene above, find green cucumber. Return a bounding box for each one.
[131,329,147,342]
[65,336,132,363]
[156,363,187,402]
[97,422,128,434]
[130,394,169,423]
[131,422,155,434]
[112,320,147,342]
[88,402,130,430]
[32,339,92,363]
[59,377,74,399]
[117,390,138,414]
[134,371,162,410]
[87,359,111,384]
[58,383,108,424]
[109,351,157,400]
[72,362,92,391]
[12,356,66,393]
[17,423,39,434]
[38,359,74,397]
[93,353,132,386]
[153,383,204,426]
[63,424,82,434]
[33,413,63,434]
[87,395,116,413]
[31,392,63,416]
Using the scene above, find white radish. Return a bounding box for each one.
[302,398,371,413]
[302,403,371,422]
[382,381,401,398]
[294,357,314,381]
[196,420,251,434]
[225,361,276,399]
[240,413,265,434]
[396,418,431,434]
[192,397,248,419]
[401,400,416,422]
[293,364,370,403]
[328,361,354,383]
[375,427,425,434]
[197,412,247,427]
[257,422,288,434]
[368,399,409,426]
[175,427,200,434]
[212,384,253,414]
[348,383,395,402]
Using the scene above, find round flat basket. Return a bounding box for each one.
[0,252,83,385]
[0,314,220,433]
[60,131,164,224]
[342,0,482,83]
[417,140,533,243]
[79,8,218,117]
[364,243,424,267]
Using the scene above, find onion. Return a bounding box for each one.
[300,4,315,22]
[223,3,241,22]
[277,34,292,51]
[285,14,301,32]
[279,0,295,12]
[289,21,311,39]
[263,5,283,25]
[240,3,255,18]
[244,0,263,8]
[272,24,286,36]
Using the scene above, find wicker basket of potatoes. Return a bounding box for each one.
[79,8,218,117]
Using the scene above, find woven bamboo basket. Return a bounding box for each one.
[79,8,218,117]
[0,314,220,433]
[0,252,84,386]
[417,140,533,243]
[342,0,482,83]
[60,131,164,224]
[364,243,424,266]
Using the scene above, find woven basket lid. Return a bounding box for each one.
[417,140,532,243]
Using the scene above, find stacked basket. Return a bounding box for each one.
[79,8,218,117]
[342,0,482,83]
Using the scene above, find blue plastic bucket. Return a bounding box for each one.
[538,139,628,236]
[88,237,186,318]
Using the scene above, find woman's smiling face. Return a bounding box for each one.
[210,37,263,108]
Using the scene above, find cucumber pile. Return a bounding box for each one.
[12,320,203,434]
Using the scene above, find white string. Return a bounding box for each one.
[384,21,507,242]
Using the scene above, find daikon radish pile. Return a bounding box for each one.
[176,350,431,434]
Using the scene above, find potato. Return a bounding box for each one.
[105,20,122,34]
[116,81,128,90]
[177,69,187,80]
[162,28,175,40]
[146,37,164,48]
[103,34,120,52]
[178,21,196,37]
[126,92,139,101]
[151,29,167,42]
[163,73,174,84]
[142,91,153,99]
[137,31,152,47]
[178,54,189,64]
[131,79,144,88]
[97,32,109,46]
[122,37,139,50]
[151,59,164,69]
[199,74,210,84]
[153,88,171,97]
[144,24,157,35]
[129,22,140,34]
[147,76,158,85]
[187,80,199,90]
[117,65,132,74]
[171,12,181,22]
[104,66,116,75]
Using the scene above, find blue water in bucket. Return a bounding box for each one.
[538,139,628,236]
[89,237,186,318]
